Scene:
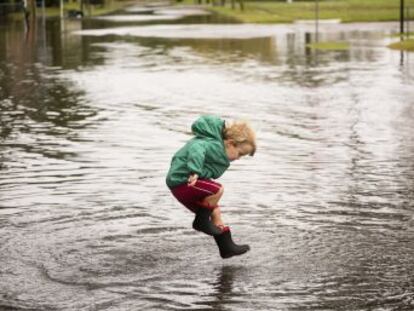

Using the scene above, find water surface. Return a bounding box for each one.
[1,7,414,311]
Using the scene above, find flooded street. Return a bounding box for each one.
[1,5,414,310]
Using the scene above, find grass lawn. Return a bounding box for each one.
[306,41,350,50]
[388,39,414,52]
[185,0,414,24]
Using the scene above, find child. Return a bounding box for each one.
[166,115,256,259]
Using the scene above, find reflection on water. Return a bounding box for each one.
[1,8,414,311]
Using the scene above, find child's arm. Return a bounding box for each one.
[188,173,199,186]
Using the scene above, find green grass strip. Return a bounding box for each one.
[306,41,350,50]
[198,0,414,24]
[388,39,414,52]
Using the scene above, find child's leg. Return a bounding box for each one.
[202,186,225,227]
[202,185,224,207]
[193,183,225,235]
[170,180,225,235]
[211,206,225,228]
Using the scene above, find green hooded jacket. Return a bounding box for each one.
[166,115,230,188]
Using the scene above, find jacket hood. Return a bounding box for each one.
[191,115,224,141]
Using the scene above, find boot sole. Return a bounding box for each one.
[221,246,250,259]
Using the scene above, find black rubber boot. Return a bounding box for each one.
[192,208,222,236]
[214,228,250,259]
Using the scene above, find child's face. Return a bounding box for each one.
[225,141,252,162]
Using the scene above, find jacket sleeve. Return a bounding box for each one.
[186,140,206,175]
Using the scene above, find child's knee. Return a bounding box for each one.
[217,185,224,196]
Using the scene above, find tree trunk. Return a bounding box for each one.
[29,0,36,17]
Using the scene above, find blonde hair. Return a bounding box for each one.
[223,120,256,156]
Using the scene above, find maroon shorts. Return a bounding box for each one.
[170,179,222,213]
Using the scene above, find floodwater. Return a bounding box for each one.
[1,5,414,311]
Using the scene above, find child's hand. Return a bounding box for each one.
[188,173,199,186]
